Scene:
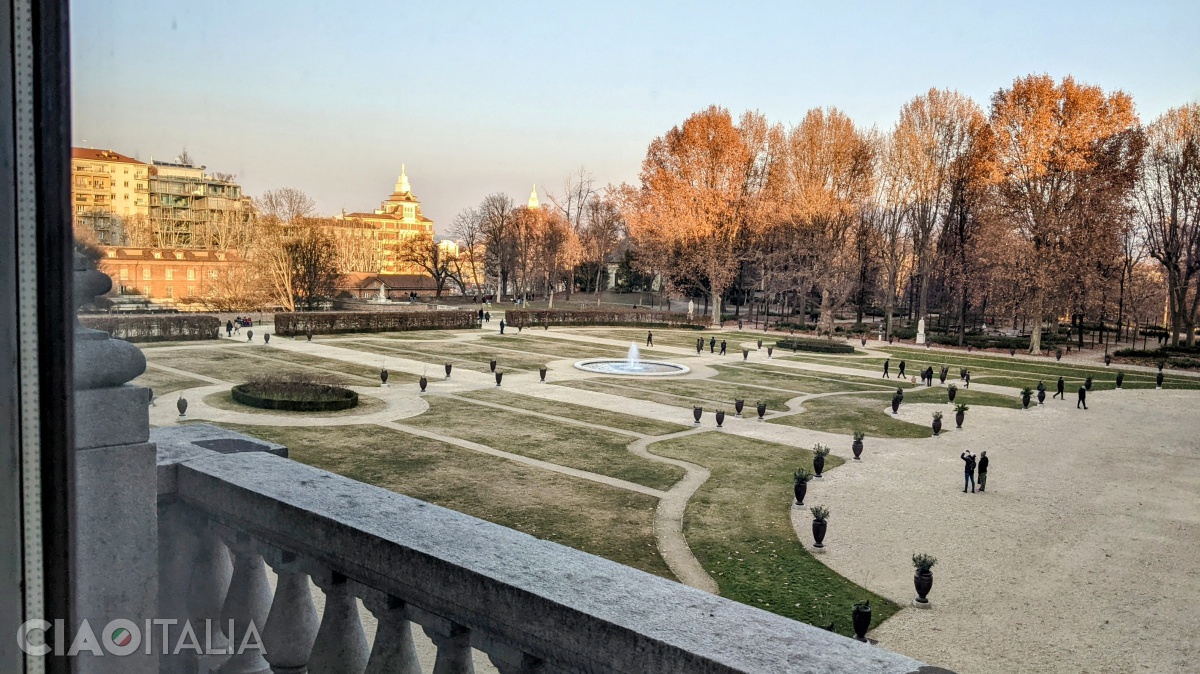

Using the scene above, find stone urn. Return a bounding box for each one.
[306,327,313,342]
[1104,354,1112,366]
[419,376,427,393]
[948,387,957,402]
[1056,349,1062,361]
[1021,392,1031,409]
[1157,372,1164,388]
[1009,348,1016,357]
[861,337,867,346]
[495,371,503,387]
[715,410,725,428]
[735,399,745,417]
[1158,361,1165,372]
[891,396,901,414]
[914,571,934,605]
[176,396,187,417]
[445,363,453,379]
[539,367,547,382]
[955,410,964,429]
[247,330,254,342]
[767,347,773,358]
[693,406,702,424]
[812,519,827,549]
[380,369,389,386]
[932,416,942,436]
[1037,389,1046,405]
[743,349,749,361]
[263,333,270,344]
[793,481,807,506]
[489,359,497,373]
[852,439,863,460]
[756,402,766,421]
[1116,372,1124,389]
[1085,376,1093,391]
[757,339,763,349]
[813,454,825,478]
[852,603,871,642]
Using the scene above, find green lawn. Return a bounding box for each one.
[212,423,672,578]
[400,396,684,490]
[712,364,903,395]
[476,334,631,360]
[649,432,900,636]
[142,345,402,385]
[555,377,801,412]
[132,365,209,395]
[879,347,1200,388]
[337,339,549,372]
[459,388,691,436]
[768,394,933,438]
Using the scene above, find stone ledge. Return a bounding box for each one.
[175,450,949,674]
[154,423,286,497]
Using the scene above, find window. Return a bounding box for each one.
[119,268,128,281]
[187,269,196,280]
[165,269,174,280]
[142,286,152,297]
[124,181,129,187]
[188,286,195,296]
[142,268,151,280]
[165,286,173,298]
[208,270,218,279]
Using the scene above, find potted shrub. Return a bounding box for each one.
[1104,353,1112,366]
[1157,371,1164,388]
[1116,372,1124,389]
[947,383,958,402]
[693,406,703,424]
[176,395,187,417]
[495,371,503,387]
[539,366,548,382]
[735,399,745,417]
[263,333,271,345]
[419,376,427,393]
[1020,386,1033,409]
[810,505,829,549]
[489,359,497,373]
[891,394,901,414]
[852,431,864,460]
[756,401,767,421]
[912,553,937,606]
[1036,381,1046,404]
[380,369,389,386]
[767,346,773,357]
[939,366,948,384]
[792,468,812,506]
[757,339,763,349]
[715,410,726,428]
[444,362,453,379]
[1085,376,1093,391]
[931,411,943,436]
[954,402,969,429]
[895,386,905,401]
[812,444,830,478]
[851,600,871,642]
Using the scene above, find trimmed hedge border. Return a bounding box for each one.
[230,383,359,411]
[81,314,220,343]
[776,338,856,354]
[505,309,709,329]
[275,310,477,336]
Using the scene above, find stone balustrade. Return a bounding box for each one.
[156,427,949,674]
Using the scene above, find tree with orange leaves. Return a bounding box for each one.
[987,74,1140,353]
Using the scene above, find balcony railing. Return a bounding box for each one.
[155,427,945,674]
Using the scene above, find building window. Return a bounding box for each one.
[143,286,152,297]
[188,286,195,296]
[119,268,128,281]
[165,286,173,298]
[142,268,151,280]
[124,181,129,187]
[165,269,174,280]
[187,269,196,280]
[208,270,218,279]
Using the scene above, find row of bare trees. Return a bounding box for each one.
[623,75,1200,348]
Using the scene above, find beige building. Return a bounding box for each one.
[338,165,435,273]
[71,148,150,244]
[147,160,254,248]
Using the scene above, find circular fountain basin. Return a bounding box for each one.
[574,359,690,376]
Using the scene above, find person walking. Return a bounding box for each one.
[1054,376,1065,400]
[964,370,971,388]
[961,451,976,493]
[719,339,727,356]
[226,320,233,338]
[477,308,484,321]
[499,319,505,335]
[1077,385,1088,410]
[883,359,891,378]
[925,366,934,386]
[484,311,491,324]
[697,337,703,353]
[977,451,989,492]
[898,360,906,378]
[709,336,716,353]
[646,331,654,347]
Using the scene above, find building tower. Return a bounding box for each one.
[528,184,540,210]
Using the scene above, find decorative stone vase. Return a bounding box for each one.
[380,369,389,386]
[1056,349,1062,361]
[914,571,933,604]
[1157,372,1164,388]
[891,396,901,414]
[861,337,867,346]
[852,440,863,459]
[1104,354,1112,366]
[812,519,827,548]
[445,363,453,379]
[756,402,766,421]
[1158,361,1165,372]
[955,411,964,429]
[735,399,745,417]
[693,406,702,424]
[306,328,313,342]
[495,371,503,387]
[813,454,825,478]
[793,481,807,506]
[939,368,947,384]
[489,359,497,373]
[1116,372,1124,388]
[743,349,749,361]
[767,347,773,357]
[1022,394,1031,409]
[539,367,547,382]
[757,339,763,349]
[715,410,725,428]
[1037,390,1045,405]
[247,330,254,342]
[1085,376,1093,391]
[948,388,957,402]
[176,396,187,417]
[1009,348,1016,357]
[932,418,942,435]
[852,605,871,642]
[419,376,427,393]
[263,333,270,344]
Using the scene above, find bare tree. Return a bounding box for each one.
[394,232,456,298]
[449,207,485,293]
[255,188,316,224]
[478,193,516,297]
[287,223,341,311]
[550,167,597,298]
[582,194,625,294]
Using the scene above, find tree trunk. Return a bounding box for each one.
[711,287,722,327]
[957,292,967,347]
[1028,287,1044,354]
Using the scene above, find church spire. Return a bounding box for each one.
[395,164,411,194]
[528,183,540,210]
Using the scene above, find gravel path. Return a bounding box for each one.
[793,388,1200,673]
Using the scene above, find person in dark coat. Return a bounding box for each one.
[925,366,934,386]
[1077,386,1087,410]
[719,340,727,355]
[499,319,505,335]
[697,337,703,353]
[883,359,890,378]
[226,320,233,337]
[964,370,971,388]
[898,360,906,378]
[646,331,654,347]
[977,451,989,492]
[484,311,491,323]
[709,336,716,353]
[478,308,484,321]
[1054,376,1065,400]
[961,451,976,493]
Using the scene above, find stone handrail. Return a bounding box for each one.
[158,441,949,674]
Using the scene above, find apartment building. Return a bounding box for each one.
[71,148,150,244]
[338,165,435,273]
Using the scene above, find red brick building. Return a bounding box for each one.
[98,246,245,308]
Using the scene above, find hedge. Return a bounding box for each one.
[274,310,476,336]
[231,383,359,411]
[776,337,856,354]
[80,314,220,343]
[504,309,709,329]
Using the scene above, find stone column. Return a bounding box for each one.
[72,252,158,673]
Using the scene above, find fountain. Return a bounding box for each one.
[574,342,689,376]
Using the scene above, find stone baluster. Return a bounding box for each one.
[217,533,273,674]
[363,595,422,674]
[157,505,200,674]
[261,553,320,674]
[188,525,233,671]
[486,648,546,674]
[309,572,370,674]
[425,623,475,674]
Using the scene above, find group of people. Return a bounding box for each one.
[225,316,252,337]
[695,336,728,355]
[961,450,988,493]
[477,308,492,323]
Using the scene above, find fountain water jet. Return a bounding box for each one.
[574,341,689,376]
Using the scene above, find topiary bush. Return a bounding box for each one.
[776,337,856,354]
[231,374,358,411]
[80,314,220,342]
[275,310,476,336]
[505,309,708,329]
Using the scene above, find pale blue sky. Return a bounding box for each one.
[72,0,1200,231]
